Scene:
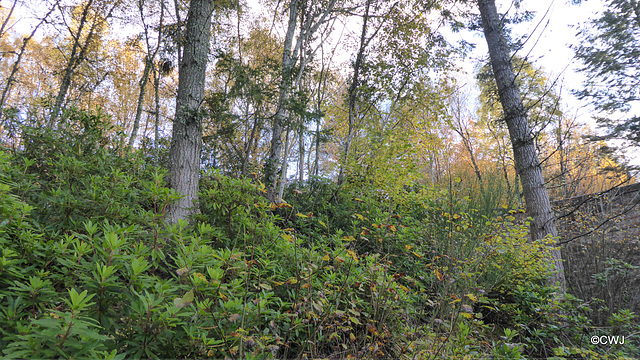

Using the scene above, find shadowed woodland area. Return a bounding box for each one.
[1,0,639,358]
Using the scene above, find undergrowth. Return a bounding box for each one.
[0,109,638,358]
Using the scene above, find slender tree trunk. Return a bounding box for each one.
[49,0,95,126]
[478,0,566,292]
[298,124,304,182]
[166,0,214,223]
[338,0,371,185]
[241,115,260,176]
[128,57,153,149]
[129,0,165,150]
[277,128,292,200]
[153,66,160,148]
[264,0,298,199]
[0,0,18,39]
[0,4,56,128]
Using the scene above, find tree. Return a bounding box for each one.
[0,1,57,130]
[263,0,340,199]
[128,0,166,149]
[166,0,215,223]
[476,0,566,292]
[572,0,640,150]
[48,0,122,127]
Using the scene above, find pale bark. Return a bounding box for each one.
[166,0,214,223]
[477,0,566,291]
[264,0,339,198]
[48,0,119,127]
[0,3,56,127]
[338,0,372,185]
[128,0,165,150]
[264,0,298,195]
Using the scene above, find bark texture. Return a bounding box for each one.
[166,0,214,223]
[264,0,298,197]
[477,0,566,292]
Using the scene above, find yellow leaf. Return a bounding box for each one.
[412,251,423,258]
[452,213,461,220]
[354,198,364,203]
[219,292,228,301]
[281,234,294,242]
[296,213,308,218]
[405,244,413,250]
[387,224,397,232]
[322,254,330,261]
[277,202,293,209]
[342,235,356,241]
[350,333,356,342]
[283,228,294,232]
[466,293,478,302]
[460,312,474,319]
[286,278,298,285]
[355,213,364,221]
[346,250,359,263]
[301,283,311,289]
[434,269,444,281]
[372,223,381,229]
[319,220,327,228]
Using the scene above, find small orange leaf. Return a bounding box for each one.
[405,244,413,250]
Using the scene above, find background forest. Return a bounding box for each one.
[0,0,639,358]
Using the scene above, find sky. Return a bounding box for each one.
[452,0,639,165]
[453,0,606,120]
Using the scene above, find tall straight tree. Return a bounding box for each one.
[264,0,339,199]
[476,0,566,292]
[166,0,214,223]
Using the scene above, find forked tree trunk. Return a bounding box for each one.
[264,0,298,198]
[477,0,566,292]
[166,0,214,223]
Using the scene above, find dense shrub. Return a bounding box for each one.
[1,109,638,359]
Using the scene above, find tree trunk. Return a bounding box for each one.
[264,0,298,198]
[338,0,370,185]
[0,3,56,128]
[277,128,292,200]
[166,0,214,223]
[128,56,153,149]
[49,0,94,125]
[129,0,165,150]
[477,0,566,292]
[298,124,304,183]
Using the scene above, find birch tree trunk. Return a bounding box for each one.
[337,0,370,185]
[477,0,566,292]
[264,0,298,196]
[166,0,214,223]
[128,0,165,150]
